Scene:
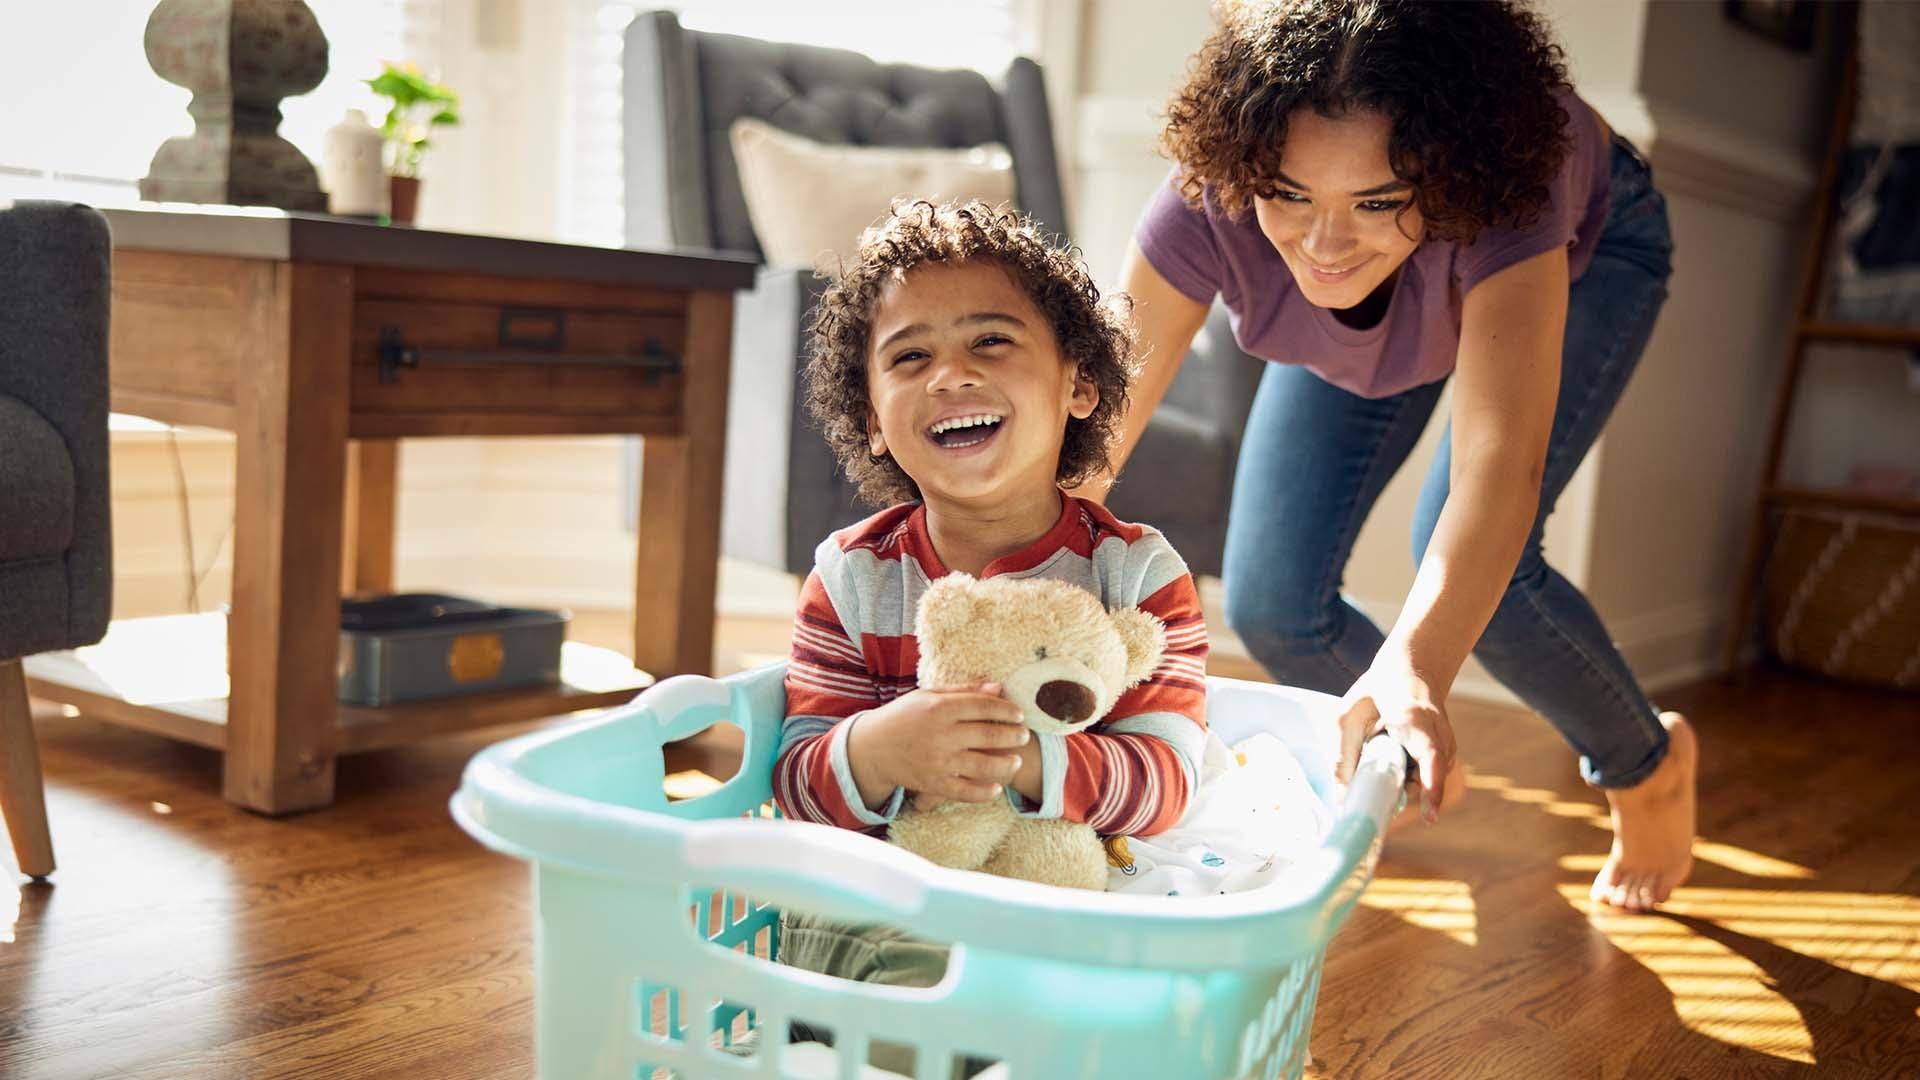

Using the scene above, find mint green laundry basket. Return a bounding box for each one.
[452,664,1408,1080]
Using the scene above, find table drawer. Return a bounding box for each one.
[350,299,686,430]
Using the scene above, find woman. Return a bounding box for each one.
[1096,0,1696,911]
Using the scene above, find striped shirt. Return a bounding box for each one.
[774,495,1209,839]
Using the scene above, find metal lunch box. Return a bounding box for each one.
[337,593,567,707]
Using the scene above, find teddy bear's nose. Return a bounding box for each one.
[1035,680,1097,724]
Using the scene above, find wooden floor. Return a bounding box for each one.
[3,613,1916,1080]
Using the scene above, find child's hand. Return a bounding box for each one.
[847,684,1029,810]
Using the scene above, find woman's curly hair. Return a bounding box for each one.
[804,199,1136,508]
[1162,0,1573,243]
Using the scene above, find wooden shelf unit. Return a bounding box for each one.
[23,613,652,756]
[1723,26,1920,676]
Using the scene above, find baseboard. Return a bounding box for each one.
[1608,602,1727,697]
[1642,100,1818,222]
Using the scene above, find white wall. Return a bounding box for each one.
[1069,0,1214,292]
[401,0,571,240]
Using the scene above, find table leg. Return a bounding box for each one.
[343,439,401,597]
[225,263,354,814]
[633,291,733,678]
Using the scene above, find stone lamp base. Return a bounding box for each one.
[140,0,330,213]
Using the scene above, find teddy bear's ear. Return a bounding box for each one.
[915,572,981,645]
[1109,607,1167,687]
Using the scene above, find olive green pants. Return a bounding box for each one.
[726,911,994,1077]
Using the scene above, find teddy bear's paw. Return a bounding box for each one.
[888,799,1014,871]
[982,817,1110,891]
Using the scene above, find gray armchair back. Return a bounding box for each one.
[624,10,1068,258]
[0,202,113,658]
[624,11,1261,578]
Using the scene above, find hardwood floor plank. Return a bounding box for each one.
[6,625,1918,1079]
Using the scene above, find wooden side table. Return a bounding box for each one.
[24,208,756,814]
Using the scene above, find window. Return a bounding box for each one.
[556,0,1037,249]
[0,1,437,205]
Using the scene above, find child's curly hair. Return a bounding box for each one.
[804,200,1136,508]
[1163,0,1573,244]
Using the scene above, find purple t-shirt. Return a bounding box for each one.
[1135,92,1612,399]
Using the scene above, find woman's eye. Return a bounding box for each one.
[1359,199,1409,214]
[1269,189,1308,204]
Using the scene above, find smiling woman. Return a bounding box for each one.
[1102,0,1698,914]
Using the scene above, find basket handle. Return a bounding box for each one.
[1346,732,1411,832]
[679,816,934,923]
[638,673,737,743]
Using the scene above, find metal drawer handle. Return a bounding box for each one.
[377,327,682,385]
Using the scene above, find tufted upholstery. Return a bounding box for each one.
[624,11,1261,578]
[1,200,113,882]
[0,201,112,659]
[626,11,1067,260]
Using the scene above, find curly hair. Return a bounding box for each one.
[1162,0,1573,244]
[804,199,1136,508]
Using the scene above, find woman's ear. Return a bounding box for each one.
[1069,364,1099,421]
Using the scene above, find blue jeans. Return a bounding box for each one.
[1220,136,1675,788]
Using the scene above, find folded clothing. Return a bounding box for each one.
[1104,731,1332,897]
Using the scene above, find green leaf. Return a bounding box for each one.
[367,70,422,105]
[429,108,460,127]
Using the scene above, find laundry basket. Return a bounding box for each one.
[452,664,1407,1080]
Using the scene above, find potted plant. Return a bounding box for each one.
[366,61,459,224]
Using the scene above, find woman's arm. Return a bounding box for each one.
[1337,246,1568,817]
[1080,241,1212,504]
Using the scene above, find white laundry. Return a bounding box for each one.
[1104,731,1332,897]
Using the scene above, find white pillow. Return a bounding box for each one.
[728,116,1016,268]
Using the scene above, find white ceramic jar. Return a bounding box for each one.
[320,108,389,218]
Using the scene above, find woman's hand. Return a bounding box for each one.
[1335,662,1457,823]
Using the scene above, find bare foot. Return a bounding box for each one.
[1591,712,1697,912]
[1387,756,1469,833]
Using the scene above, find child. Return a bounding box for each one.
[773,198,1209,852]
[762,203,1210,1073]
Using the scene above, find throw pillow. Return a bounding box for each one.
[728,117,1016,268]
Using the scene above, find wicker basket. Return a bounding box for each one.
[1762,506,1920,691]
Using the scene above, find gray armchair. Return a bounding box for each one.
[0,202,113,880]
[624,10,1261,577]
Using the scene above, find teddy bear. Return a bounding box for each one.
[886,573,1166,891]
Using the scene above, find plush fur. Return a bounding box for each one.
[887,574,1165,891]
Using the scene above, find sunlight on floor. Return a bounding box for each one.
[1560,842,1818,881]
[1562,883,1920,1065]
[1564,884,1815,1064]
[1358,877,1477,946]
[1470,768,1820,880]
[1459,764,1920,1066]
[1,884,18,945]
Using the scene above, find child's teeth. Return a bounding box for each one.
[931,414,1000,434]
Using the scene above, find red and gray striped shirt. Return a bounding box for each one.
[774,495,1209,838]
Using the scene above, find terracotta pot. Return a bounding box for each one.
[388,175,421,224]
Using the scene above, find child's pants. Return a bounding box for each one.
[723,911,994,1078]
